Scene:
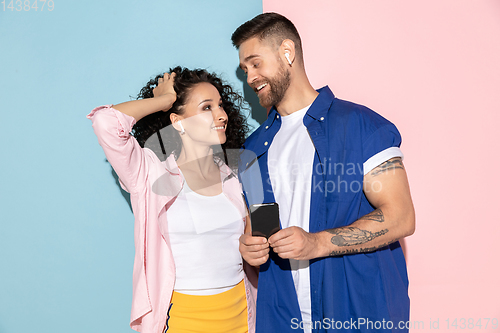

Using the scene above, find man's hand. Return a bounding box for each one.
[268,226,322,260]
[239,233,270,266]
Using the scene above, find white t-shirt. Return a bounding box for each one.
[268,104,315,327]
[268,105,403,332]
[165,177,244,295]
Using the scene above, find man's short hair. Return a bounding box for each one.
[231,12,303,61]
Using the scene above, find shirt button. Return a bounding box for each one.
[320,117,324,121]
[265,126,269,129]
[276,115,279,119]
[264,141,268,146]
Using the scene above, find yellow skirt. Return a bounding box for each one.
[164,280,248,333]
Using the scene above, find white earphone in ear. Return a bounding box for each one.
[178,120,185,135]
[285,53,292,65]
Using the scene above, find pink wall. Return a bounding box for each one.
[263,0,500,331]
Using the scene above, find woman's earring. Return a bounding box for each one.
[179,120,185,135]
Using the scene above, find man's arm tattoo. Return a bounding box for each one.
[369,157,404,177]
[329,239,399,256]
[360,208,384,223]
[327,227,388,247]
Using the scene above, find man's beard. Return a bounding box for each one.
[258,63,291,108]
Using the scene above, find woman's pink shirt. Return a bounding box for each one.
[88,105,256,333]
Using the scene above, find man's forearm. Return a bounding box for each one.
[270,158,415,261]
[314,206,414,257]
[316,157,415,257]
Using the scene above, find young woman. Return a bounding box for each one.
[88,67,256,333]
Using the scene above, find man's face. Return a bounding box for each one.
[238,37,291,108]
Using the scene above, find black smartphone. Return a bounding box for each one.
[250,203,280,239]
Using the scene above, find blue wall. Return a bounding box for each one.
[0,1,262,332]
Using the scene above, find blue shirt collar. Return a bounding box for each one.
[242,86,336,164]
[305,86,335,121]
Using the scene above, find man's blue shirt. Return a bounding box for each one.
[239,86,409,333]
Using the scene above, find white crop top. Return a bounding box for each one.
[164,177,245,295]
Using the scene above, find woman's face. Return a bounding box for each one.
[178,82,228,146]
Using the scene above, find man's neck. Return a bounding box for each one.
[275,76,319,116]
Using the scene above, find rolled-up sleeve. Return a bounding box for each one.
[87,105,147,194]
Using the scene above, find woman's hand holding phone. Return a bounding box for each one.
[239,233,270,266]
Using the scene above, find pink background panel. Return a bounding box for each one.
[263,0,500,330]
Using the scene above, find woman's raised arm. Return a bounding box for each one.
[113,72,177,121]
[87,72,176,193]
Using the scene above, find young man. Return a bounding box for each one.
[232,13,415,333]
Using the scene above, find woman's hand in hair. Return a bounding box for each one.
[153,72,177,111]
[111,72,177,121]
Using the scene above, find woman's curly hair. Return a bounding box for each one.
[132,66,249,168]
